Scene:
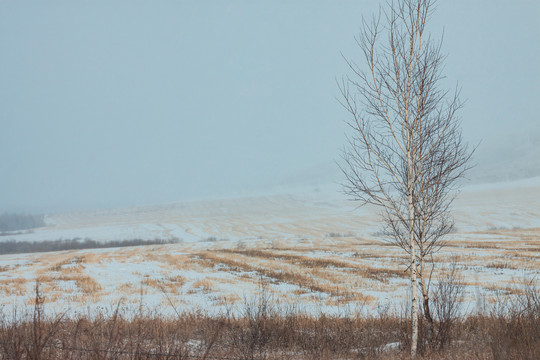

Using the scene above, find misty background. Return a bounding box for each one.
[1,1,539,213]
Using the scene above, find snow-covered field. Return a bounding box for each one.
[1,178,539,316]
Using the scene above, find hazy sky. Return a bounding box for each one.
[1,1,539,212]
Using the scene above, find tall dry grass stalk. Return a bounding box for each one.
[0,280,538,359]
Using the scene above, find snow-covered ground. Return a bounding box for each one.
[1,178,539,316]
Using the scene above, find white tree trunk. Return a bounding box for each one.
[408,151,419,358]
[411,250,419,358]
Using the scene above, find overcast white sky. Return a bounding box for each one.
[1,1,539,212]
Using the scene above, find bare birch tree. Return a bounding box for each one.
[339,0,473,357]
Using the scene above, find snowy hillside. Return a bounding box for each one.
[0,177,539,315]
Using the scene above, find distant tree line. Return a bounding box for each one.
[0,213,46,232]
[0,237,180,255]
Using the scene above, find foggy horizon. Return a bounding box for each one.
[1,1,539,214]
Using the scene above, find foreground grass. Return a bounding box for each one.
[1,283,538,360]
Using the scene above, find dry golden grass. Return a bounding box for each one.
[485,261,519,270]
[504,252,540,261]
[141,277,162,291]
[35,273,101,297]
[0,277,28,296]
[76,275,102,295]
[117,282,137,294]
[448,240,500,249]
[2,221,538,310]
[483,284,527,296]
[216,248,406,282]
[140,250,194,269]
[212,293,241,306]
[79,253,102,264]
[191,278,214,293]
[193,251,374,302]
[5,282,538,360]
[25,290,62,305]
[141,274,186,293]
[325,291,377,306]
[160,253,194,270]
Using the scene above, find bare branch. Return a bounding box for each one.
[339,1,473,356]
